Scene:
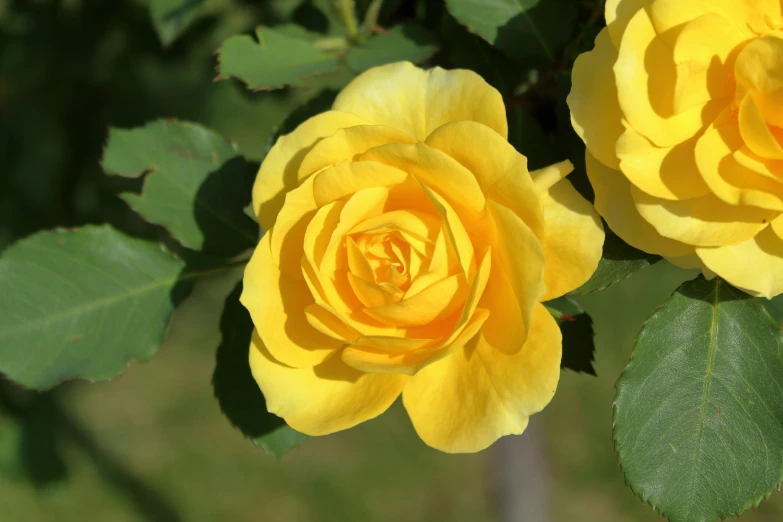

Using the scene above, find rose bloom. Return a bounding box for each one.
[241,62,604,453]
[569,0,783,297]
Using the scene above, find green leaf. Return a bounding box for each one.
[0,226,188,390]
[255,423,309,458]
[217,26,341,90]
[762,294,783,324]
[213,282,307,457]
[614,276,783,522]
[507,104,556,170]
[345,23,438,73]
[102,120,236,180]
[438,12,524,98]
[553,72,595,202]
[545,296,596,375]
[445,0,577,67]
[148,0,205,46]
[102,120,258,257]
[570,230,660,295]
[266,0,307,21]
[271,23,324,41]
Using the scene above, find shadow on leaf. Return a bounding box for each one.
[545,296,596,375]
[193,155,258,258]
[212,282,307,458]
[494,0,577,68]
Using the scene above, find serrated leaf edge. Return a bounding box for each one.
[611,276,783,521]
[213,29,344,92]
[0,225,190,391]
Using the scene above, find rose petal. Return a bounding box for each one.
[341,309,489,376]
[537,177,605,301]
[241,233,341,368]
[697,226,783,298]
[585,152,694,257]
[631,185,775,247]
[332,62,507,141]
[424,121,545,237]
[253,111,368,229]
[298,125,417,182]
[364,273,469,326]
[568,27,625,170]
[647,0,775,38]
[402,303,561,453]
[617,126,710,200]
[696,120,783,211]
[735,30,783,128]
[530,160,574,192]
[770,214,783,240]
[270,174,318,279]
[669,12,742,113]
[348,273,405,308]
[615,7,725,147]
[304,303,359,342]
[359,142,486,224]
[415,182,476,278]
[312,160,408,207]
[484,201,546,352]
[249,332,407,435]
[605,0,650,47]
[405,229,450,298]
[738,93,783,160]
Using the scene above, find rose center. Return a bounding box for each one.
[354,232,413,291]
[337,204,470,324]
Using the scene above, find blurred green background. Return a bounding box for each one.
[4,251,783,521]
[2,0,783,521]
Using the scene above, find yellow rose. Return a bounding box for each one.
[241,62,604,452]
[569,0,783,297]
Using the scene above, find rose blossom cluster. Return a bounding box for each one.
[242,0,783,452]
